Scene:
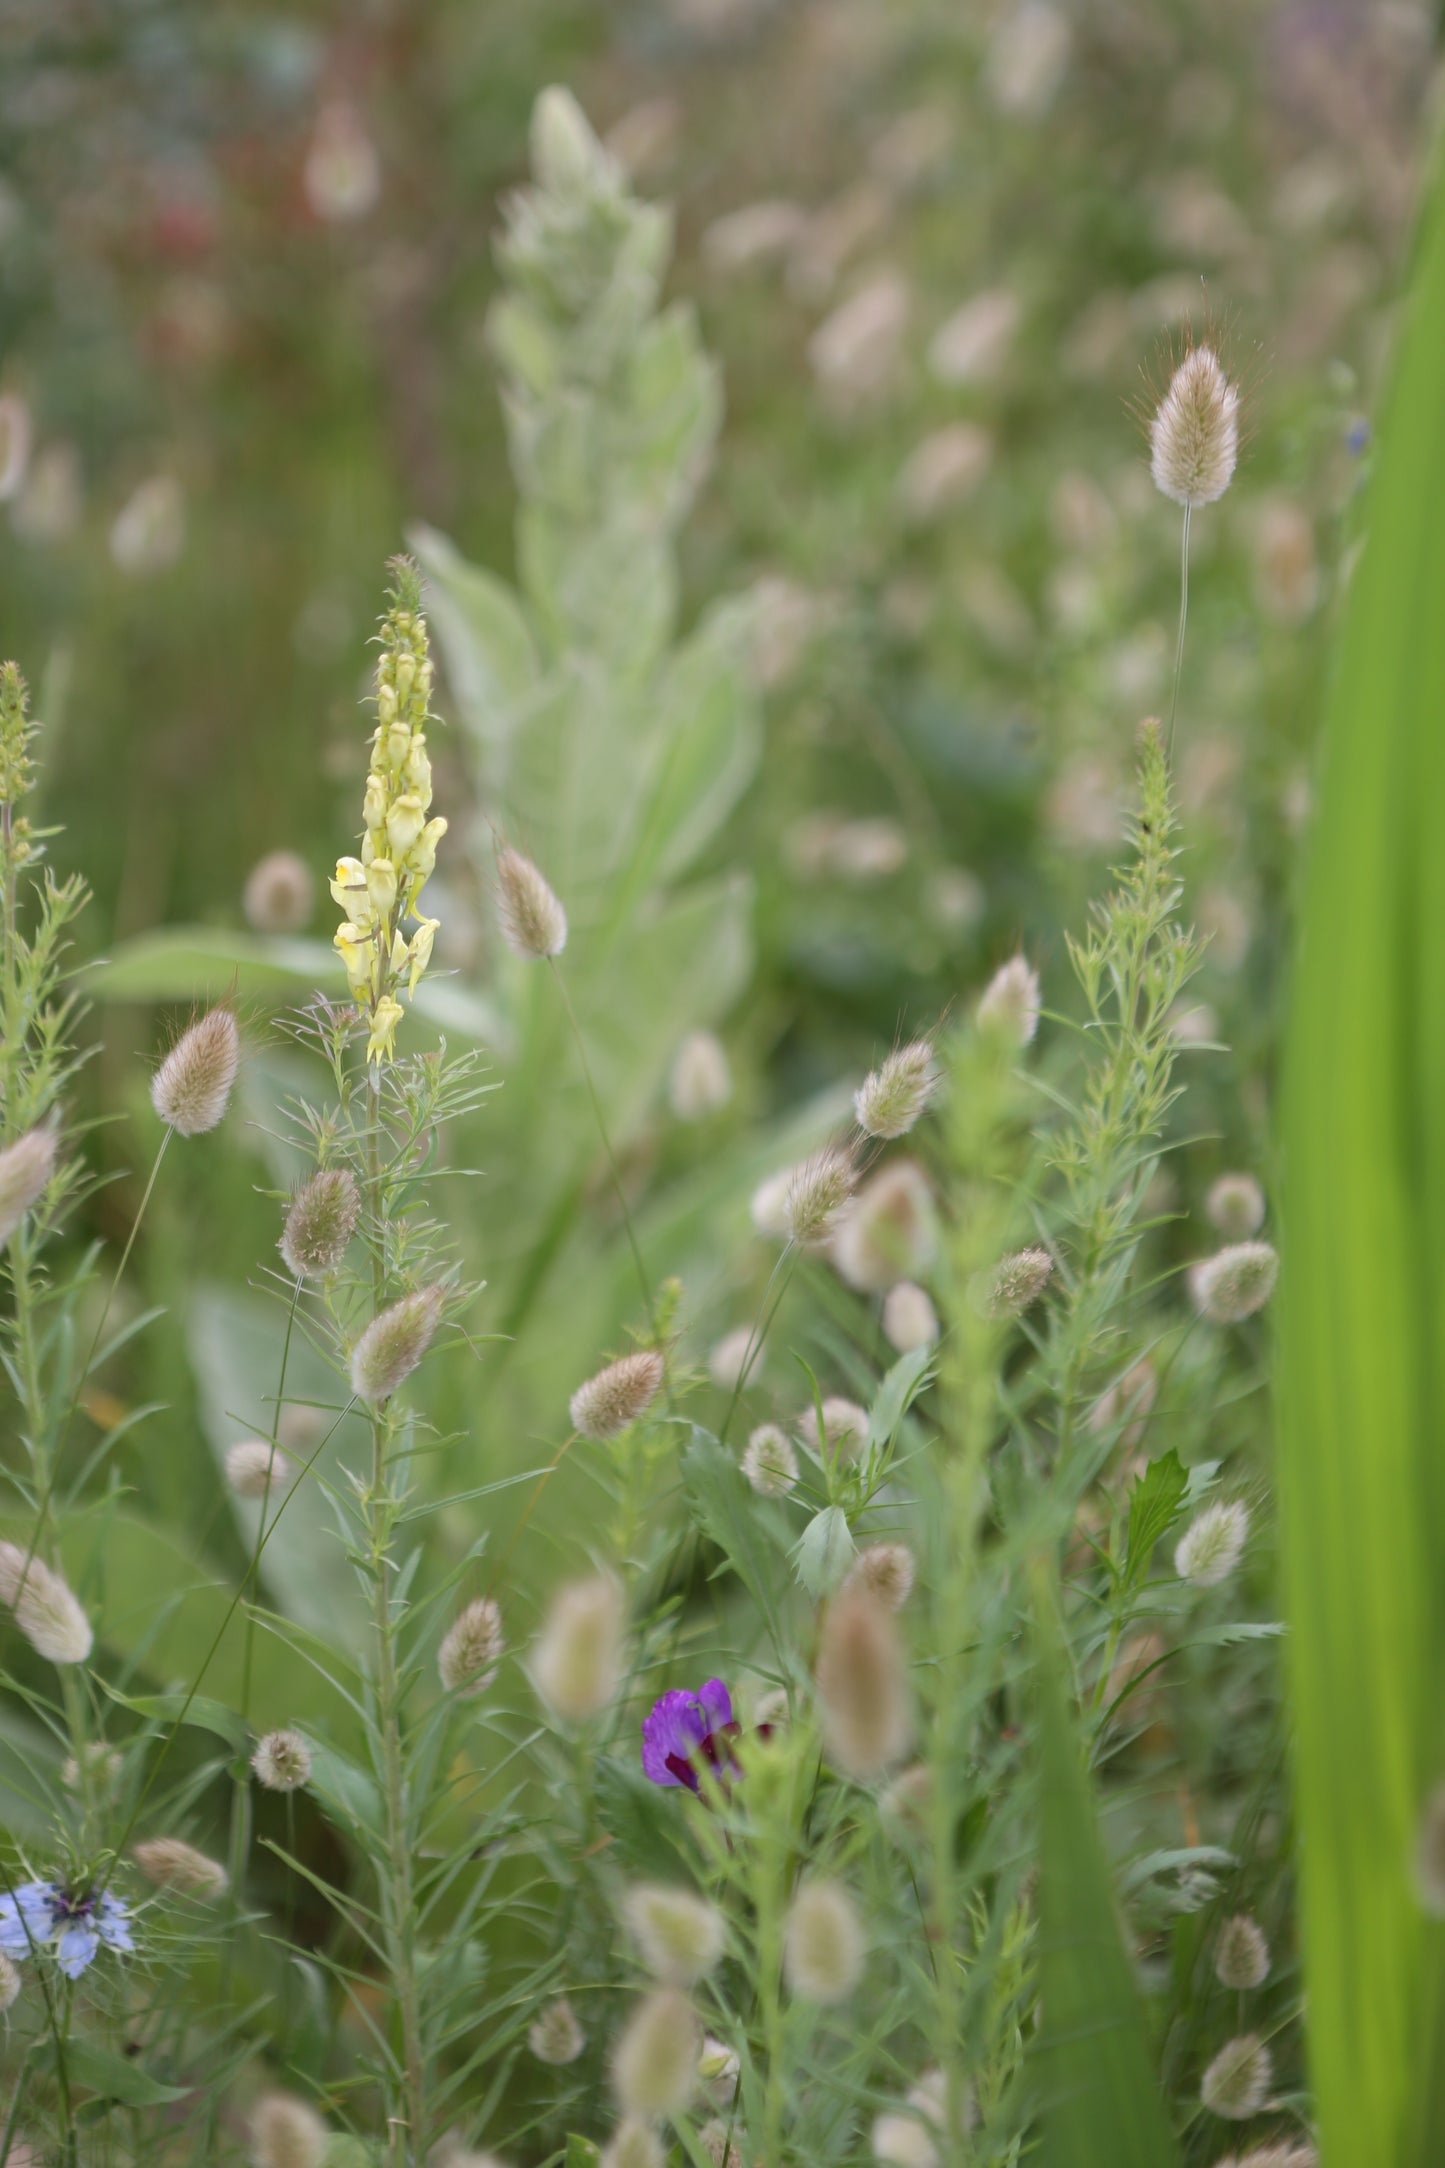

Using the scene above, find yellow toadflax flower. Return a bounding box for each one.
[331,559,448,1068]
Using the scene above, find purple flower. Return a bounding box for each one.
[0,1879,134,1978]
[642,1678,739,1792]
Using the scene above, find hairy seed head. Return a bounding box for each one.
[600,2124,663,2168]
[989,1245,1054,1317]
[349,1283,444,1403]
[1175,1500,1249,1587]
[438,1596,505,1695]
[848,1542,916,1611]
[252,1728,312,1793]
[832,1159,938,1294]
[816,1585,913,1779]
[1214,1912,1270,1990]
[798,1397,869,1463]
[1189,1242,1278,1324]
[532,1574,626,1720]
[882,1281,938,1352]
[150,1007,240,1135]
[0,1128,57,1246]
[624,1882,727,1984]
[742,1423,798,1496]
[279,1167,360,1279]
[249,2091,329,2168]
[783,1143,857,1248]
[243,850,314,935]
[226,1439,281,1498]
[529,1994,585,2066]
[0,1543,93,1664]
[708,1326,757,1390]
[1206,1172,1266,1240]
[0,1951,18,2011]
[670,1030,732,1120]
[133,1836,228,1898]
[783,1877,865,2002]
[570,1349,665,1439]
[496,846,567,959]
[611,1986,700,2119]
[854,1041,938,1140]
[1201,2033,1273,2120]
[977,955,1040,1046]
[1150,344,1239,508]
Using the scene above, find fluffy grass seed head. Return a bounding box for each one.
[601,2124,664,2168]
[816,1583,913,1779]
[699,2120,746,2168]
[989,1245,1054,1316]
[1214,2149,1317,2168]
[249,2091,329,2168]
[226,1439,280,1498]
[0,1128,57,1245]
[623,1883,727,1984]
[1201,2033,1273,2120]
[252,1728,311,1792]
[150,1007,240,1135]
[783,1142,857,1247]
[977,954,1040,1045]
[570,1349,665,1438]
[0,1543,93,1664]
[1207,1172,1266,1239]
[243,850,314,934]
[1175,1500,1249,1587]
[882,1280,938,1352]
[529,1995,586,2066]
[798,1396,870,1463]
[532,1574,626,1720]
[848,1542,916,1611]
[438,1597,505,1695]
[279,1166,360,1279]
[742,1423,798,1496]
[611,1986,701,2119]
[708,1327,757,1390]
[783,1877,866,2003]
[1215,1913,1270,1990]
[1149,339,1240,509]
[349,1282,445,1403]
[832,1158,939,1293]
[670,1030,732,1119]
[0,1951,19,2010]
[496,845,568,959]
[854,1040,938,1139]
[133,1836,228,1898]
[1190,1242,1279,1324]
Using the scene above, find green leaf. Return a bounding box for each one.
[97,1685,248,1753]
[867,1345,936,1453]
[1029,1568,1182,2168]
[51,2038,188,2107]
[566,2137,603,2168]
[1278,143,1445,2168]
[305,1736,383,1842]
[679,1428,788,1649]
[791,1506,856,1601]
[1121,1449,1188,1590]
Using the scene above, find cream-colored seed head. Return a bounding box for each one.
[783,1144,857,1248]
[243,850,314,934]
[977,955,1041,1045]
[248,2091,329,2168]
[0,1951,20,2011]
[532,1575,626,1721]
[742,1423,798,1496]
[854,1041,938,1140]
[623,1882,727,1983]
[133,1836,228,1898]
[226,1439,281,1499]
[251,1728,312,1793]
[783,1877,866,2002]
[816,1584,913,1779]
[600,2122,664,2168]
[349,1283,445,1403]
[150,1007,240,1135]
[496,846,568,959]
[1200,2033,1273,2120]
[0,1128,57,1246]
[1214,1912,1270,1990]
[570,1350,665,1439]
[610,1987,700,2119]
[529,1994,586,2065]
[848,1542,916,1611]
[1150,344,1239,509]
[0,1542,93,1664]
[438,1597,505,1696]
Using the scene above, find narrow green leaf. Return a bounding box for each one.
[51,2038,188,2107]
[97,1684,248,1753]
[679,1428,788,1648]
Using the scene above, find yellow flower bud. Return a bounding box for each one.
[384,722,412,770]
[366,994,405,1065]
[390,928,410,976]
[363,773,387,829]
[377,683,399,728]
[404,739,432,801]
[393,650,416,700]
[407,916,438,996]
[387,794,425,856]
[409,815,448,887]
[365,856,398,920]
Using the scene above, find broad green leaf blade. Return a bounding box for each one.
[1122,1448,1187,1591]
[1029,1572,1182,2168]
[1278,148,1445,2168]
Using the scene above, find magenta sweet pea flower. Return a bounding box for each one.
[641,1677,740,1792]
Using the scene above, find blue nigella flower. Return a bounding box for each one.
[0,1879,134,1979]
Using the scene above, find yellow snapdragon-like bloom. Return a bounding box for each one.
[331,561,448,1066]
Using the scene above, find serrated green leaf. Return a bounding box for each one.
[791,1505,856,1601]
[679,1428,787,1650]
[1121,1449,1188,1590]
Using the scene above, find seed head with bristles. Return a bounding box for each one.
[0,1952,18,2012]
[1189,1242,1278,1324]
[670,1030,732,1120]
[279,1167,360,1279]
[150,1007,240,1135]
[882,1280,938,1352]
[133,1836,228,1898]
[532,1574,626,1720]
[610,1986,700,2119]
[1214,1912,1270,1990]
[1201,2033,1273,2120]
[783,1143,857,1247]
[783,1877,865,2002]
[623,1882,727,1984]
[989,1245,1054,1317]
[248,2092,329,2168]
[0,1128,56,1246]
[816,1584,913,1779]
[601,2124,664,2168]
[0,1542,93,1664]
[848,1542,916,1611]
[529,1994,586,2066]
[742,1423,798,1496]
[349,1283,445,1403]
[496,846,568,959]
[226,1439,280,1499]
[854,1041,938,1140]
[798,1396,869,1462]
[977,955,1040,1046]
[1207,1172,1266,1240]
[832,1158,938,1294]
[243,850,314,934]
[1149,340,1240,509]
[1214,2149,1317,2168]
[438,1596,504,1696]
[570,1349,665,1438]
[252,1728,312,1793]
[1175,1500,1249,1587]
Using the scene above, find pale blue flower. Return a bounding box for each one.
[0,1879,133,1977]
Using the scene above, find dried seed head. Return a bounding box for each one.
[708,1327,757,1391]
[0,1128,57,1246]
[0,1543,93,1664]
[977,955,1040,1046]
[882,1281,938,1352]
[1189,1242,1279,1324]
[1414,1781,1445,1916]
[783,1143,857,1248]
[243,850,315,935]
[532,1574,626,1720]
[611,1986,701,2119]
[570,1350,665,1439]
[1214,1912,1270,1990]
[0,1951,18,2010]
[226,1439,281,1499]
[349,1283,445,1403]
[529,1994,585,2066]
[600,2123,663,2168]
[623,1882,727,1983]
[133,1836,228,1898]
[816,1584,913,1779]
[832,1159,939,1294]
[854,1041,939,1140]
[252,1729,311,1793]
[279,1167,360,1279]
[1175,1500,1249,1587]
[669,1030,732,1120]
[1150,343,1240,508]
[798,1397,870,1463]
[438,1597,505,1696]
[783,1878,865,2002]
[990,1245,1054,1316]
[1201,2033,1273,2120]
[742,1423,798,1496]
[249,2091,329,2168]
[848,1542,916,1611]
[496,846,567,959]
[1207,1172,1266,1240]
[150,1007,240,1135]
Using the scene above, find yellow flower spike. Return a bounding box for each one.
[384,721,412,770]
[330,857,368,914]
[390,928,410,976]
[365,857,398,920]
[407,917,439,997]
[408,816,448,887]
[334,924,376,997]
[366,994,405,1066]
[377,683,399,729]
[363,774,387,830]
[386,794,425,857]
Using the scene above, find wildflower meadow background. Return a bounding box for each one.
[2,3,1444,2165]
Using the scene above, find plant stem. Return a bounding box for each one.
[1166,502,1191,759]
